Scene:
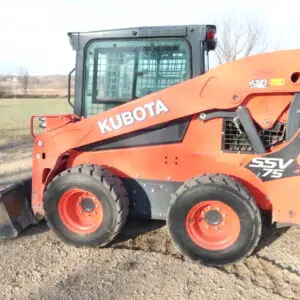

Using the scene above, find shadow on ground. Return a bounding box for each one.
[19,216,289,262]
[20,218,165,241]
[0,137,32,151]
[21,220,50,237]
[114,218,165,244]
[255,224,290,253]
[0,169,32,190]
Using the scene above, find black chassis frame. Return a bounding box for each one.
[68,24,216,116]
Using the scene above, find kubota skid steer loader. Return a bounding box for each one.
[1,24,299,266]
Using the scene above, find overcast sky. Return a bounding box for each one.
[1,0,299,75]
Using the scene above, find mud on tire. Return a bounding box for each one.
[44,164,129,247]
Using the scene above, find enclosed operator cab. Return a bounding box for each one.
[68,25,217,117]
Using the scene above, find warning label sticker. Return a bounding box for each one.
[270,78,285,87]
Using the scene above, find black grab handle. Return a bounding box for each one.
[68,67,76,109]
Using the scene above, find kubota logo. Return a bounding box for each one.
[97,99,169,134]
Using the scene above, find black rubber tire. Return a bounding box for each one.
[167,173,262,266]
[44,164,129,247]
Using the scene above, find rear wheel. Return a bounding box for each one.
[167,174,261,266]
[44,164,129,247]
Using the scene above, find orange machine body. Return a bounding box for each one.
[31,50,300,224]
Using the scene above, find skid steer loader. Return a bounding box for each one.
[1,24,300,266]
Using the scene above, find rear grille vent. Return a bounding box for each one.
[222,118,286,153]
[259,122,286,148]
[223,119,253,153]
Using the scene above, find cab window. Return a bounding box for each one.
[83,38,191,116]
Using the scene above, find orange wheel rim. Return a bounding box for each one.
[58,188,103,234]
[185,200,240,251]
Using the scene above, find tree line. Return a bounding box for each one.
[0,68,30,97]
[0,17,289,98]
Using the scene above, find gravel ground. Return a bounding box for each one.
[0,142,300,300]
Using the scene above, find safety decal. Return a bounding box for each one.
[249,79,268,89]
[270,78,285,87]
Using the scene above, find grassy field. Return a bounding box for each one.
[0,98,72,141]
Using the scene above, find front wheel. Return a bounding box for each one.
[44,165,129,247]
[167,174,262,266]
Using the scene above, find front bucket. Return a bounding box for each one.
[0,179,37,238]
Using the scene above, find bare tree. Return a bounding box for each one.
[0,86,7,98]
[18,67,30,95]
[214,18,271,65]
[0,76,13,98]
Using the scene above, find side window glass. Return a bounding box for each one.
[83,39,191,116]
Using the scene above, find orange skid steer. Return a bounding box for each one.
[0,25,300,266]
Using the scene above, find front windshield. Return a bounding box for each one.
[83,38,191,116]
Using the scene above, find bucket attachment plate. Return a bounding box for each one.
[0,178,36,238]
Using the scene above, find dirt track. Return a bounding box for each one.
[1,141,300,299]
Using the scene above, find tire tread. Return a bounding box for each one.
[167,173,262,265]
[44,164,129,247]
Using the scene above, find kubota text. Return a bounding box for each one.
[97,99,169,134]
